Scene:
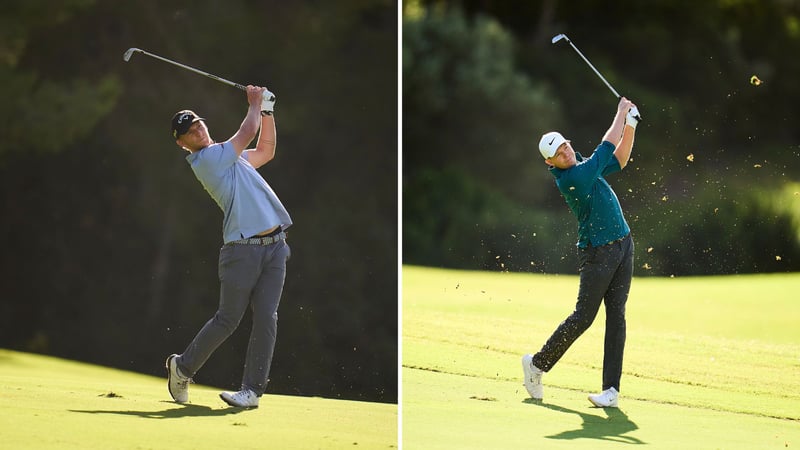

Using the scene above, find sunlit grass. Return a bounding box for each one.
[0,350,397,449]
[403,265,800,449]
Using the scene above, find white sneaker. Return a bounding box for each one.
[588,387,619,407]
[165,354,190,403]
[521,354,544,400]
[220,389,260,408]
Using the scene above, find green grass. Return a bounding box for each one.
[0,349,396,449]
[402,265,800,449]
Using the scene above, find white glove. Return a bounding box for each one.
[261,89,276,116]
[626,106,640,129]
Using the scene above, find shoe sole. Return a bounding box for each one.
[219,393,259,409]
[165,354,187,404]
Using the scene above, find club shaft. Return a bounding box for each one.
[565,40,620,98]
[135,49,246,91]
[553,35,642,122]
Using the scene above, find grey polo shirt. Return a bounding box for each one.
[187,141,292,243]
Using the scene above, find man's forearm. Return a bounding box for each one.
[239,105,262,142]
[602,111,627,145]
[246,115,277,169]
[255,115,276,156]
[614,125,635,169]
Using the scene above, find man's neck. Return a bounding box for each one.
[186,140,216,153]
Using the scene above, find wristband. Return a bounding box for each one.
[261,110,272,117]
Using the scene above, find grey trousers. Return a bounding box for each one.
[532,234,633,392]
[177,239,290,396]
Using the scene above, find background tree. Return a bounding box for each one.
[403,6,577,271]
[0,0,121,156]
[403,0,800,275]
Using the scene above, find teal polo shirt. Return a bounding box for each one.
[186,141,292,244]
[549,140,630,248]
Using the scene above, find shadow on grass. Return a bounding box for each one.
[70,401,245,419]
[523,398,645,444]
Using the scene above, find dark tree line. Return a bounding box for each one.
[403,0,800,276]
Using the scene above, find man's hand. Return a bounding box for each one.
[246,85,265,107]
[617,97,633,115]
[261,89,276,116]
[626,106,640,129]
[604,97,633,144]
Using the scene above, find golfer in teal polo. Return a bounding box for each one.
[522,97,639,408]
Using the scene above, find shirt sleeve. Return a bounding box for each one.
[602,147,622,176]
[561,141,616,195]
[593,140,622,176]
[193,142,238,176]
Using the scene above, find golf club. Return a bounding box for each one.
[123,48,246,91]
[551,34,642,121]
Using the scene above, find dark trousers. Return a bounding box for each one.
[532,234,633,392]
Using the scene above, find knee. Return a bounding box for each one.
[605,303,627,323]
[607,313,626,327]
[266,311,278,335]
[567,311,596,333]
[213,311,244,334]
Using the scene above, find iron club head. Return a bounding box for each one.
[551,34,568,44]
[122,48,140,62]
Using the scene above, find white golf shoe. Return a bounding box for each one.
[165,354,191,403]
[588,387,619,407]
[220,389,260,408]
[521,354,544,400]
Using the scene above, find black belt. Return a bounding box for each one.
[587,233,629,248]
[231,227,286,246]
[261,226,283,238]
[603,234,629,247]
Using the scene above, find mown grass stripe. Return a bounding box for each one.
[403,265,800,449]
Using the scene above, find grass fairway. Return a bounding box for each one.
[402,265,800,449]
[0,349,396,449]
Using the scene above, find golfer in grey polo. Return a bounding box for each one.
[165,84,292,409]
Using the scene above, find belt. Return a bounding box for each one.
[604,234,628,246]
[230,231,287,246]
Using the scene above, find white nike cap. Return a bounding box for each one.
[538,131,566,159]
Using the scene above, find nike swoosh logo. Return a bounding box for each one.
[548,137,555,145]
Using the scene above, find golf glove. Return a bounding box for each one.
[626,106,640,129]
[261,89,276,116]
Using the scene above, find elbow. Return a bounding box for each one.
[614,152,629,170]
[258,138,276,154]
